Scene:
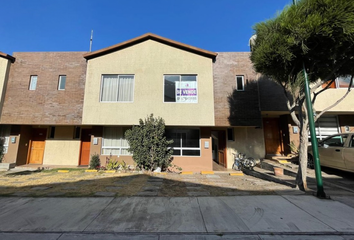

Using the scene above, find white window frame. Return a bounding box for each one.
[100,74,135,103]
[236,75,244,91]
[58,75,66,90]
[163,74,198,103]
[3,137,9,154]
[335,75,354,89]
[101,127,131,156]
[166,128,201,157]
[29,75,38,90]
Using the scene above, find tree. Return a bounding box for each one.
[125,114,174,171]
[250,0,354,190]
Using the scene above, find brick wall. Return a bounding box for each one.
[213,52,262,126]
[1,52,87,125]
[258,76,288,112]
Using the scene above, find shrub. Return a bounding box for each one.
[89,153,100,169]
[125,114,174,171]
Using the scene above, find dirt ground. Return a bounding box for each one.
[0,169,296,197]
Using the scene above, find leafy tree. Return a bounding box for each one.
[250,0,354,190]
[125,114,174,171]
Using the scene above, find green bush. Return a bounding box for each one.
[89,153,100,169]
[125,114,174,171]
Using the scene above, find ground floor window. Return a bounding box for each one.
[102,127,131,156]
[165,128,200,156]
[2,137,9,154]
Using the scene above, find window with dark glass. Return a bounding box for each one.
[236,75,244,91]
[58,75,66,90]
[165,128,200,156]
[164,75,197,103]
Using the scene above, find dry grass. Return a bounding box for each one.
[0,169,286,197]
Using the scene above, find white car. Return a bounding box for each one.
[308,133,354,173]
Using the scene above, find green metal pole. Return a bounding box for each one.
[303,63,326,198]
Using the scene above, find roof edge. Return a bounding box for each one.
[0,52,15,63]
[83,33,217,60]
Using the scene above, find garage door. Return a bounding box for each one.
[313,116,340,141]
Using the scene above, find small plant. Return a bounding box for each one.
[120,160,128,171]
[106,156,120,170]
[289,141,299,155]
[89,153,100,169]
[0,137,5,163]
[98,166,106,171]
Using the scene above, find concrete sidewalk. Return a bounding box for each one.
[1,195,354,239]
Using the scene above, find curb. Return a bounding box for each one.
[229,172,244,176]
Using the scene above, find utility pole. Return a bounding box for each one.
[89,30,93,52]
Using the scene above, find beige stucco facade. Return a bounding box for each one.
[226,127,265,168]
[314,87,354,113]
[43,140,80,165]
[0,57,11,117]
[82,40,215,126]
[42,126,80,165]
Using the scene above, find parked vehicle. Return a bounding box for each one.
[308,133,354,173]
[232,152,260,171]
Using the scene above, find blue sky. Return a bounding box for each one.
[1,0,291,55]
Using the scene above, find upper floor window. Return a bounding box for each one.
[29,75,37,90]
[164,75,197,103]
[58,75,66,90]
[323,76,353,89]
[236,75,244,91]
[100,75,134,102]
[336,75,353,88]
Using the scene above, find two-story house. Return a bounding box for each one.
[0,52,87,166]
[0,33,352,171]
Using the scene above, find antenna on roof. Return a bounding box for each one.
[89,30,93,52]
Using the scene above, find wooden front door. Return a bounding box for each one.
[263,118,283,155]
[79,129,92,166]
[218,130,227,167]
[28,128,47,164]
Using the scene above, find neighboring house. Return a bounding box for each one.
[213,52,263,168]
[0,52,87,166]
[0,33,352,171]
[0,52,15,161]
[258,70,354,157]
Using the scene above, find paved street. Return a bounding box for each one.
[1,194,354,239]
[1,162,354,239]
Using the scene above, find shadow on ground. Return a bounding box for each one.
[0,168,305,197]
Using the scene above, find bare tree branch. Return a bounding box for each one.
[315,75,353,121]
[312,79,336,104]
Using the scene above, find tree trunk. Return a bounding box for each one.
[296,119,309,191]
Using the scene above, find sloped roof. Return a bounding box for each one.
[83,33,217,60]
[0,51,15,63]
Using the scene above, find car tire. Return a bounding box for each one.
[308,154,314,169]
